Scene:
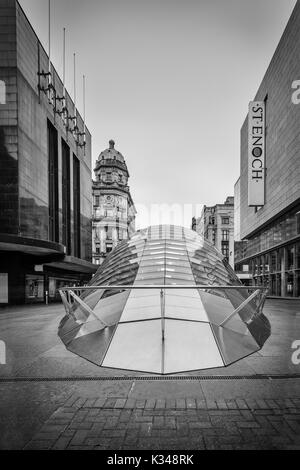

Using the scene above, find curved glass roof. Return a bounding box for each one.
[58,225,271,374]
[87,224,239,289]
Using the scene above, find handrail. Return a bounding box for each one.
[59,285,267,291]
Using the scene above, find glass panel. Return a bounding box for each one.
[199,290,247,334]
[165,259,190,267]
[270,251,276,272]
[164,320,223,373]
[136,272,165,281]
[277,248,283,271]
[69,325,117,366]
[102,320,162,373]
[165,278,195,285]
[93,290,130,325]
[165,288,200,298]
[211,324,259,366]
[165,292,209,321]
[296,243,300,269]
[25,275,44,301]
[286,245,295,271]
[137,266,165,274]
[286,272,294,297]
[165,266,193,274]
[165,273,194,281]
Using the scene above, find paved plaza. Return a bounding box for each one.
[0,299,299,449]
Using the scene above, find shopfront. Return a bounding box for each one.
[236,205,300,298]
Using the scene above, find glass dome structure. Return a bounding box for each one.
[58,225,271,374]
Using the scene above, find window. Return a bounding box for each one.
[106,226,113,239]
[62,139,71,254]
[73,155,81,258]
[212,229,216,245]
[270,251,276,272]
[221,241,229,259]
[286,245,295,271]
[25,275,44,300]
[94,195,100,206]
[48,120,59,242]
[0,80,6,104]
[297,212,300,234]
[96,247,100,254]
[296,243,300,269]
[0,273,8,303]
[221,217,229,225]
[222,229,229,241]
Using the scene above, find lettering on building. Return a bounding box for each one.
[248,101,265,206]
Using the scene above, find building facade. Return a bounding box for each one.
[233,178,252,286]
[0,0,96,305]
[92,140,136,264]
[192,196,234,267]
[234,1,300,297]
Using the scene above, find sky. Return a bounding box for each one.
[18,0,297,229]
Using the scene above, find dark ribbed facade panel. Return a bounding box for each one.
[0,0,95,304]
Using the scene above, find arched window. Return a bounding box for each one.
[0,80,6,104]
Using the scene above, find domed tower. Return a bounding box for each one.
[92,140,136,264]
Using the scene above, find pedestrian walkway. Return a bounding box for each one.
[0,299,299,450]
[25,393,300,450]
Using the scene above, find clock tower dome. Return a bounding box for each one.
[92,140,136,264]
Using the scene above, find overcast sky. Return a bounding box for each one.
[18,0,297,228]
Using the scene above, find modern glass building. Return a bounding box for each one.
[0,0,96,304]
[59,225,270,374]
[235,1,300,298]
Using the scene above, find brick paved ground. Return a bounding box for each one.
[24,395,300,450]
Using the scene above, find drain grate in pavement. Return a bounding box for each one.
[0,373,300,382]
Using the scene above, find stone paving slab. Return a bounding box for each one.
[24,396,300,450]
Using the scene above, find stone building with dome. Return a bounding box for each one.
[92,140,136,264]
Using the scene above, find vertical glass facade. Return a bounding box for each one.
[0,0,94,305]
[250,241,300,297]
[48,120,59,243]
[73,154,81,258]
[236,205,300,297]
[61,139,71,255]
